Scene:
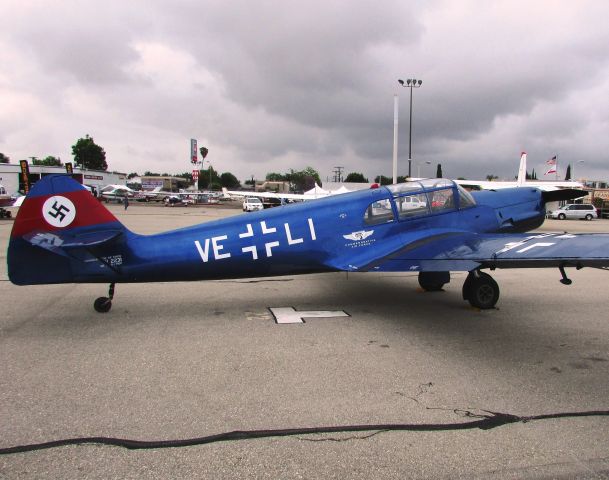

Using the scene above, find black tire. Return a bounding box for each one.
[418,271,449,291]
[585,214,593,220]
[94,297,112,313]
[463,272,499,309]
[558,213,566,220]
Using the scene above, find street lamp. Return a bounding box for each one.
[398,78,423,178]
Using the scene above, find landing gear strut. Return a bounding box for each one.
[94,283,115,313]
[462,271,499,309]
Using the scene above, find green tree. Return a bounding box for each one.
[345,172,368,182]
[220,172,240,188]
[266,172,286,181]
[33,156,62,166]
[486,174,498,181]
[565,164,571,181]
[197,167,221,190]
[374,175,392,185]
[175,172,194,182]
[71,134,107,170]
[374,175,407,185]
[436,164,443,178]
[290,166,321,192]
[127,172,139,179]
[0,152,9,163]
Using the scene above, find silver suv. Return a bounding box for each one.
[549,203,597,220]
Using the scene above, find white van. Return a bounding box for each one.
[549,204,597,220]
[243,197,264,212]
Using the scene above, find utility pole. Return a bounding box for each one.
[333,166,344,183]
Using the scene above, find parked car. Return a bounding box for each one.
[548,203,597,220]
[243,197,264,212]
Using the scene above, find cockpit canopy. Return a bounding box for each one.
[364,179,476,226]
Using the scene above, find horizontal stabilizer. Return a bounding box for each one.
[23,229,123,254]
[542,188,587,203]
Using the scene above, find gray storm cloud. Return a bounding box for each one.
[1,0,609,181]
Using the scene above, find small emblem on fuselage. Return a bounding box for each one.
[42,196,76,227]
[343,230,374,241]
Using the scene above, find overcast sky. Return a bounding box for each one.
[2,1,609,183]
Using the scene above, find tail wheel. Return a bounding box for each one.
[418,271,450,291]
[463,271,499,309]
[93,283,115,313]
[94,297,112,313]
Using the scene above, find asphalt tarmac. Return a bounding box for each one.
[1,202,609,479]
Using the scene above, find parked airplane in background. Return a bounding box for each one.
[0,184,15,218]
[8,174,609,313]
[455,152,583,191]
[136,186,220,204]
[99,184,137,202]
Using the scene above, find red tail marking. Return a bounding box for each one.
[10,190,119,238]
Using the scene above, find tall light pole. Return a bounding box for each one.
[392,94,399,184]
[575,160,584,181]
[398,78,423,178]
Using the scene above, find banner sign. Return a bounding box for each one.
[19,160,30,194]
[65,162,73,174]
[142,179,164,191]
[190,139,198,164]
[192,170,199,181]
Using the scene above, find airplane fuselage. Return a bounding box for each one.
[65,184,546,284]
[10,175,596,311]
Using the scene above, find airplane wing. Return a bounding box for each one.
[454,179,584,192]
[222,188,330,201]
[329,230,609,273]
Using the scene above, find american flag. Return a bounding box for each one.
[546,155,557,166]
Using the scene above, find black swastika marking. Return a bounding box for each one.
[47,201,71,223]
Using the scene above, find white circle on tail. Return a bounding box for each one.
[42,196,76,227]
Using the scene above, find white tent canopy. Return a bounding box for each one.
[304,183,329,196]
[330,186,351,195]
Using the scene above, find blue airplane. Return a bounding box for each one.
[7,174,609,312]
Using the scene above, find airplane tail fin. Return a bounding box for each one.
[516,151,527,186]
[8,175,128,285]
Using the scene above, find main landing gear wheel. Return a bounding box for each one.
[94,283,115,313]
[418,271,450,291]
[462,271,499,309]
